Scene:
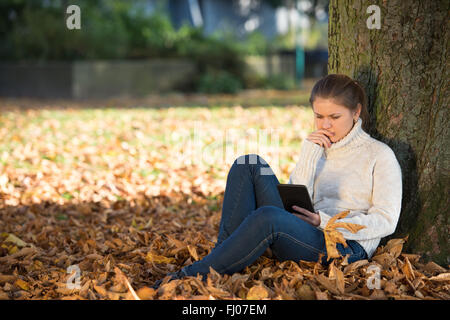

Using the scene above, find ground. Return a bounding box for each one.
[0,90,448,300]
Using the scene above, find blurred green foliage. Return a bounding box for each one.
[263,74,296,90]
[196,70,243,94]
[0,0,291,59]
[0,0,302,93]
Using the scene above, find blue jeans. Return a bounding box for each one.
[180,154,367,278]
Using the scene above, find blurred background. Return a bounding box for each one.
[0,0,329,99]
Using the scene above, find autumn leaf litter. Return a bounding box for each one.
[0,103,448,300]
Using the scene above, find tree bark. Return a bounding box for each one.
[328,0,449,266]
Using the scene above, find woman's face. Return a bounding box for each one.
[312,97,361,143]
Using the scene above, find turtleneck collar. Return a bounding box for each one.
[324,118,370,158]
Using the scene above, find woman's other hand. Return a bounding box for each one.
[306,129,334,149]
[292,206,321,227]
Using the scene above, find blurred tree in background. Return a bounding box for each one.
[0,0,293,60]
[0,0,327,93]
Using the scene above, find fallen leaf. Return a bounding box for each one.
[187,245,199,261]
[383,281,399,295]
[371,252,396,269]
[335,267,345,294]
[315,274,340,295]
[0,275,17,284]
[14,279,30,291]
[343,259,369,275]
[428,273,450,282]
[296,284,315,300]
[114,267,141,300]
[0,290,9,300]
[322,210,366,260]
[145,252,176,264]
[86,253,103,260]
[78,203,92,215]
[247,285,269,300]
[402,257,415,281]
[424,262,447,275]
[369,289,387,300]
[10,247,37,258]
[4,234,28,247]
[383,237,407,258]
[8,246,19,255]
[79,280,91,297]
[136,287,156,300]
[159,280,179,298]
[315,291,329,300]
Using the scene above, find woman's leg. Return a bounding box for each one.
[152,154,283,288]
[152,155,367,287]
[181,206,367,279]
[216,154,284,246]
[182,206,326,277]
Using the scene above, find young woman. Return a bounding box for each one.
[152,74,403,289]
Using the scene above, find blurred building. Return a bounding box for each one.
[169,0,278,39]
[166,0,328,42]
[166,0,328,78]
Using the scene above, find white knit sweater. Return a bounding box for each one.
[288,118,403,258]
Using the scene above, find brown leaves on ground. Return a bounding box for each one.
[1,208,448,301]
[0,103,448,300]
[323,210,366,260]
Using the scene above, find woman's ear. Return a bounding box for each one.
[354,103,362,119]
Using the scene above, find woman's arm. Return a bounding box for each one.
[317,147,403,241]
[288,139,324,198]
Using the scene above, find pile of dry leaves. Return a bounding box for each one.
[0,193,448,300]
[0,104,448,300]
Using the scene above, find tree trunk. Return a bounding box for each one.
[328,0,449,266]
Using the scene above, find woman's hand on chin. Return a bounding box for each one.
[306,129,334,149]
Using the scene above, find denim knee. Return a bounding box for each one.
[233,154,274,177]
[249,205,284,230]
[234,154,267,166]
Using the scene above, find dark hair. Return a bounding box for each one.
[309,74,370,132]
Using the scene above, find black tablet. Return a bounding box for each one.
[276,184,316,214]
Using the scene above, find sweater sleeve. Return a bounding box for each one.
[317,210,332,230]
[319,147,403,241]
[288,139,324,198]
